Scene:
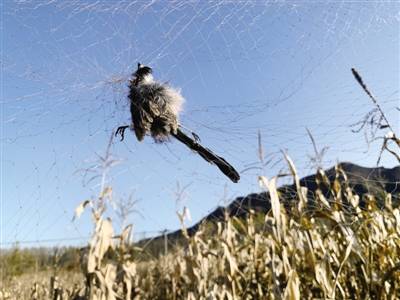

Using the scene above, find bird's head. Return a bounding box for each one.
[131,63,153,86]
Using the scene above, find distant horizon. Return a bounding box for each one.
[2,160,399,249]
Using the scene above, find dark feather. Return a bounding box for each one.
[172,129,240,183]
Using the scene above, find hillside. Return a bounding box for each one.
[140,162,400,248]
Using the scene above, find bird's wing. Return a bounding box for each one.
[130,84,179,141]
[129,87,153,141]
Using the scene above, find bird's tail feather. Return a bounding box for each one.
[172,128,240,183]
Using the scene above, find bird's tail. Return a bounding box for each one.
[172,128,240,183]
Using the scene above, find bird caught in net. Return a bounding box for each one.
[116,63,240,183]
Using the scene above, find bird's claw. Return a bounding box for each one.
[115,125,129,141]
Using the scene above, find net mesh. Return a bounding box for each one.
[2,0,399,246]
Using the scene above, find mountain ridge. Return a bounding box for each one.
[141,162,399,246]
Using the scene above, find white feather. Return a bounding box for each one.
[141,73,154,84]
[164,85,185,116]
[137,72,184,117]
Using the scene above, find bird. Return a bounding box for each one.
[116,63,240,183]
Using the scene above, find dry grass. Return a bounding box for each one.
[1,159,399,300]
[0,271,84,299]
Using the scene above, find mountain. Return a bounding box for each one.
[137,162,399,255]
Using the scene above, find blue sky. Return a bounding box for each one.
[2,1,399,247]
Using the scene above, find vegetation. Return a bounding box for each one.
[1,157,400,299]
[1,246,82,277]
